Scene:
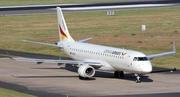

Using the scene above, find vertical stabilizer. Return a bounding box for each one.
[57,7,75,42]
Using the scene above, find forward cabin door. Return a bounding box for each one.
[126,55,132,68]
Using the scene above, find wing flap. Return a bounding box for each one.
[14,58,103,68]
[14,58,79,64]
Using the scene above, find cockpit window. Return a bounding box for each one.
[133,57,138,61]
[133,57,148,61]
[138,57,148,61]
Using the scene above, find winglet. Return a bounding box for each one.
[3,47,14,60]
[172,41,176,53]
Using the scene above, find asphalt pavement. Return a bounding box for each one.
[0,49,180,97]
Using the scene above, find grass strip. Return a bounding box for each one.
[0,87,36,97]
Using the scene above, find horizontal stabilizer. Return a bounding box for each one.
[22,40,60,47]
[77,37,92,43]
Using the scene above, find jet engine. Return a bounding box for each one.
[78,65,95,78]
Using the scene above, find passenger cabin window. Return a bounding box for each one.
[133,57,148,61]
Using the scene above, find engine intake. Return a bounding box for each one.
[78,65,95,78]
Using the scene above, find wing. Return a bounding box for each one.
[22,40,59,47]
[14,58,79,64]
[147,41,176,60]
[76,37,92,43]
[4,47,103,68]
[13,57,103,68]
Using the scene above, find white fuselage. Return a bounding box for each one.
[60,41,152,74]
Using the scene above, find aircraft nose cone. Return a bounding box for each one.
[141,62,152,73]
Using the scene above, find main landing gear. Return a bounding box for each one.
[114,71,124,78]
[135,74,141,83]
[114,71,142,83]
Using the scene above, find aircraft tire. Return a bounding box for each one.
[119,71,124,78]
[114,71,119,78]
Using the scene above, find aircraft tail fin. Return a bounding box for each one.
[57,7,75,42]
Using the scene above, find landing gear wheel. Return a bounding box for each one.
[119,71,124,78]
[114,71,124,78]
[114,71,119,78]
[136,79,141,83]
[135,74,141,83]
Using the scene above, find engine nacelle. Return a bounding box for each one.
[78,65,95,78]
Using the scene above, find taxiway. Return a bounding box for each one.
[0,57,180,97]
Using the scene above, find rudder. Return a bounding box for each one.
[57,7,75,42]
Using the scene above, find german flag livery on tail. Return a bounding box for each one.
[57,7,75,42]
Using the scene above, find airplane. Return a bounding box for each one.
[5,7,176,83]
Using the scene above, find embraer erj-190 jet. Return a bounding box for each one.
[6,7,176,83]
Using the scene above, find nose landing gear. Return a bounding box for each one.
[135,74,141,83]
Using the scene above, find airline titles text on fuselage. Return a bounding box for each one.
[103,49,122,55]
